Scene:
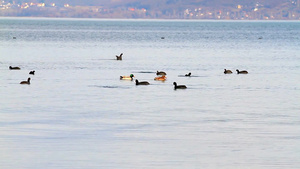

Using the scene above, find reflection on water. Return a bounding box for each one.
[0,18,300,169]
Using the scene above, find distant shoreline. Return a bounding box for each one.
[1,16,300,22]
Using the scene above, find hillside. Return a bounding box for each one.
[9,0,293,9]
[1,0,299,19]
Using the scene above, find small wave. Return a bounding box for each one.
[91,85,131,89]
[178,75,204,77]
[91,59,117,61]
[134,71,156,73]
[173,87,198,90]
[75,67,88,69]
[101,86,119,88]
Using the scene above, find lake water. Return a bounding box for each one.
[0,18,300,169]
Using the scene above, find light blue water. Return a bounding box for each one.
[0,18,300,169]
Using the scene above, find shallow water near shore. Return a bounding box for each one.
[0,18,300,169]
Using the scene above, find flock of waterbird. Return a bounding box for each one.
[115,53,191,89]
[224,69,248,74]
[120,70,188,89]
[9,66,34,85]
[9,53,248,89]
[116,53,248,89]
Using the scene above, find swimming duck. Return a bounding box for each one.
[156,71,167,76]
[9,66,20,70]
[173,82,187,89]
[29,70,35,75]
[224,69,233,74]
[185,72,191,76]
[135,79,150,85]
[20,77,30,85]
[236,69,248,74]
[116,53,123,60]
[154,75,167,81]
[120,74,134,80]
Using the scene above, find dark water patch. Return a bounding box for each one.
[134,71,156,73]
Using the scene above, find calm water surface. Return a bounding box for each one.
[0,18,300,169]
